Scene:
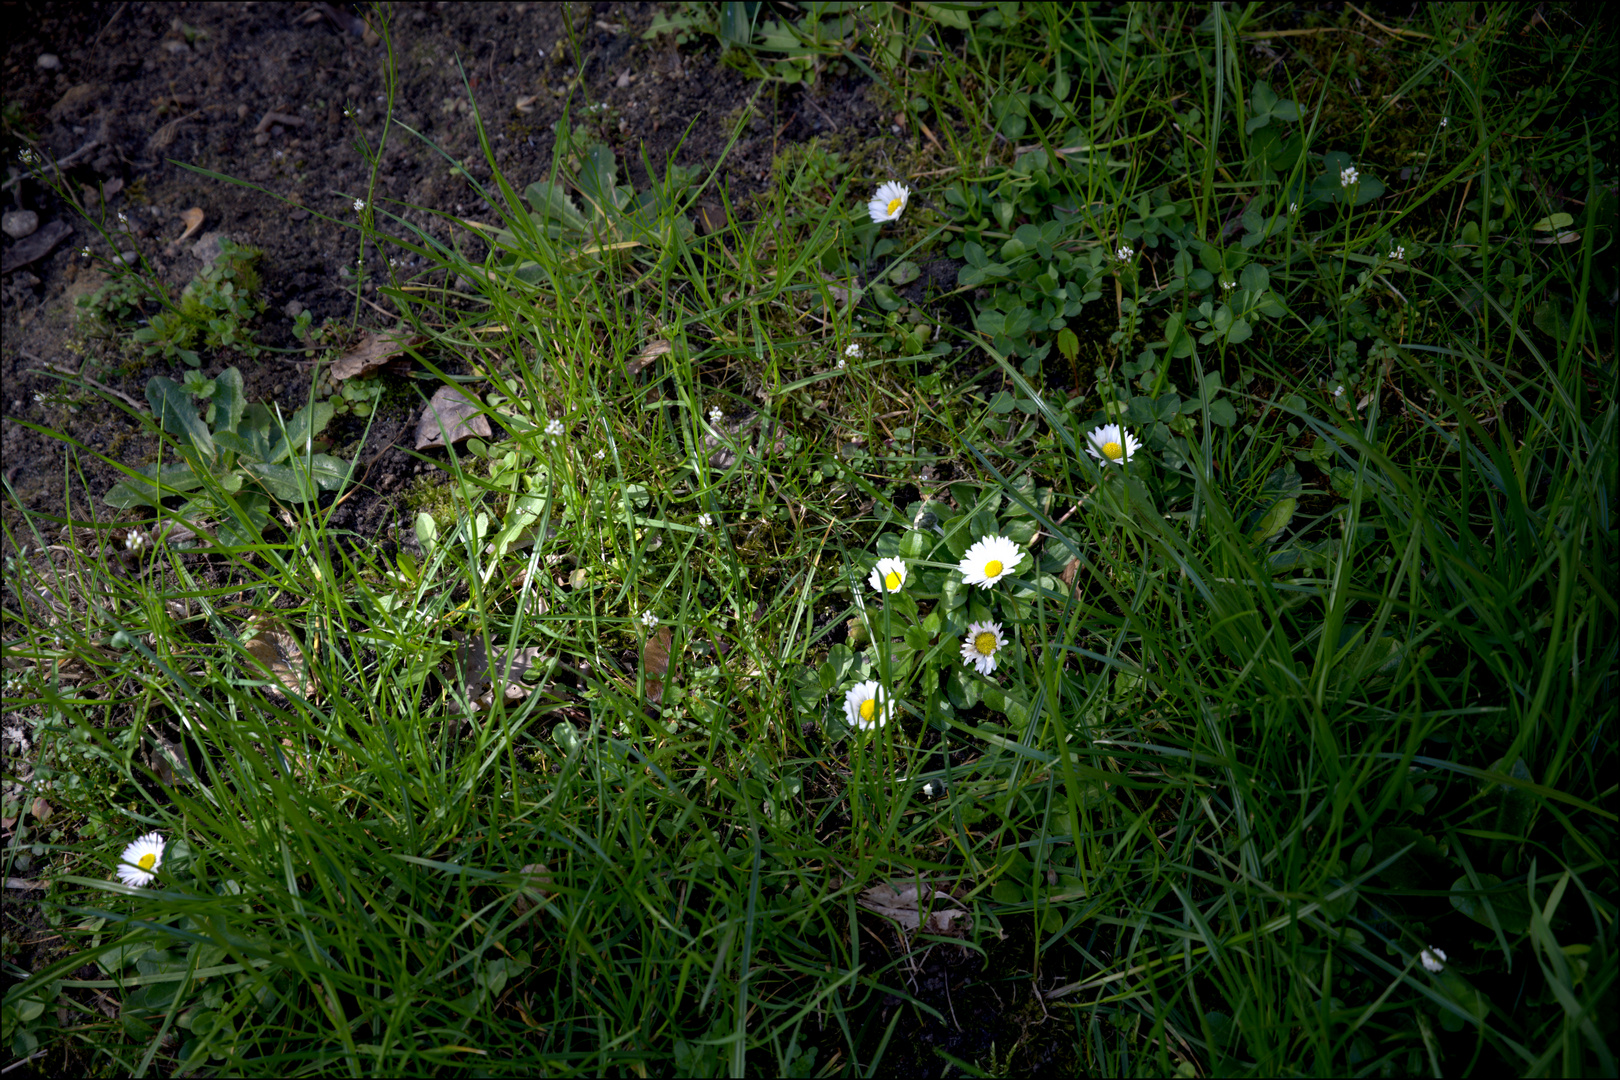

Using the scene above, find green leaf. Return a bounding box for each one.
[888,260,920,286]
[1449,874,1532,934]
[104,463,206,509]
[991,878,1025,904]
[1205,398,1237,426]
[211,366,245,435]
[1251,497,1296,543]
[146,376,214,464]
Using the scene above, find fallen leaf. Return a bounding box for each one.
[456,634,548,713]
[30,798,52,825]
[1,219,72,275]
[511,863,554,915]
[643,625,674,704]
[331,328,422,382]
[175,207,204,244]
[416,384,491,450]
[625,338,673,379]
[858,881,972,937]
[515,95,539,114]
[242,622,317,699]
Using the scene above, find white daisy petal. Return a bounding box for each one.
[957,535,1022,589]
[842,680,894,730]
[959,620,1006,675]
[1084,423,1141,465]
[117,831,166,888]
[867,181,910,224]
[868,557,907,594]
[1420,947,1447,973]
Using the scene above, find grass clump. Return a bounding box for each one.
[4,3,1616,1076]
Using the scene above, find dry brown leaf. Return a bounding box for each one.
[30,798,52,825]
[175,207,205,244]
[515,95,539,115]
[456,635,548,714]
[511,863,554,916]
[625,338,673,379]
[242,623,316,699]
[331,328,422,383]
[643,625,674,704]
[857,881,971,937]
[416,384,491,450]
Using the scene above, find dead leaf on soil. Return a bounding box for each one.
[242,622,317,699]
[175,207,205,244]
[510,862,554,915]
[331,328,422,382]
[456,634,549,714]
[515,95,539,115]
[416,384,492,450]
[857,881,972,937]
[30,798,52,825]
[643,625,675,704]
[625,338,673,379]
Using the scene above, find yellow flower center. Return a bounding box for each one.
[886,197,903,216]
[1103,440,1124,460]
[884,570,902,590]
[859,698,876,722]
[974,632,998,656]
[983,559,1003,578]
[137,853,156,871]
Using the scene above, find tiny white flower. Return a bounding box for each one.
[1440,116,1449,128]
[708,406,724,426]
[1333,384,1346,398]
[594,449,606,460]
[1388,245,1406,261]
[124,529,148,552]
[1289,201,1300,214]
[640,610,659,629]
[837,357,847,370]
[353,198,366,212]
[80,246,91,257]
[960,620,1006,675]
[867,181,909,224]
[844,343,862,358]
[842,680,894,730]
[117,211,128,223]
[922,781,935,797]
[545,418,564,437]
[1085,423,1141,465]
[958,535,1022,589]
[1115,245,1134,262]
[1221,278,1236,291]
[1420,947,1447,973]
[117,831,166,888]
[698,513,713,528]
[1340,166,1359,188]
[868,557,907,594]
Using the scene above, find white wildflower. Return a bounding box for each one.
[1420,947,1447,973]
[1340,166,1359,188]
[867,181,909,224]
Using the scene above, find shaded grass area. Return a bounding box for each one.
[4,3,1615,1076]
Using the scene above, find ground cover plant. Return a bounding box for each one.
[3,2,1616,1076]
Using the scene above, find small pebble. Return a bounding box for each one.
[2,210,39,239]
[37,54,59,70]
[254,132,270,146]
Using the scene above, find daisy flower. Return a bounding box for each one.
[868,557,907,594]
[842,680,894,730]
[958,535,1022,589]
[1339,166,1359,189]
[867,181,909,224]
[1085,423,1140,465]
[960,620,1006,675]
[544,418,564,437]
[117,832,166,887]
[1420,947,1447,973]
